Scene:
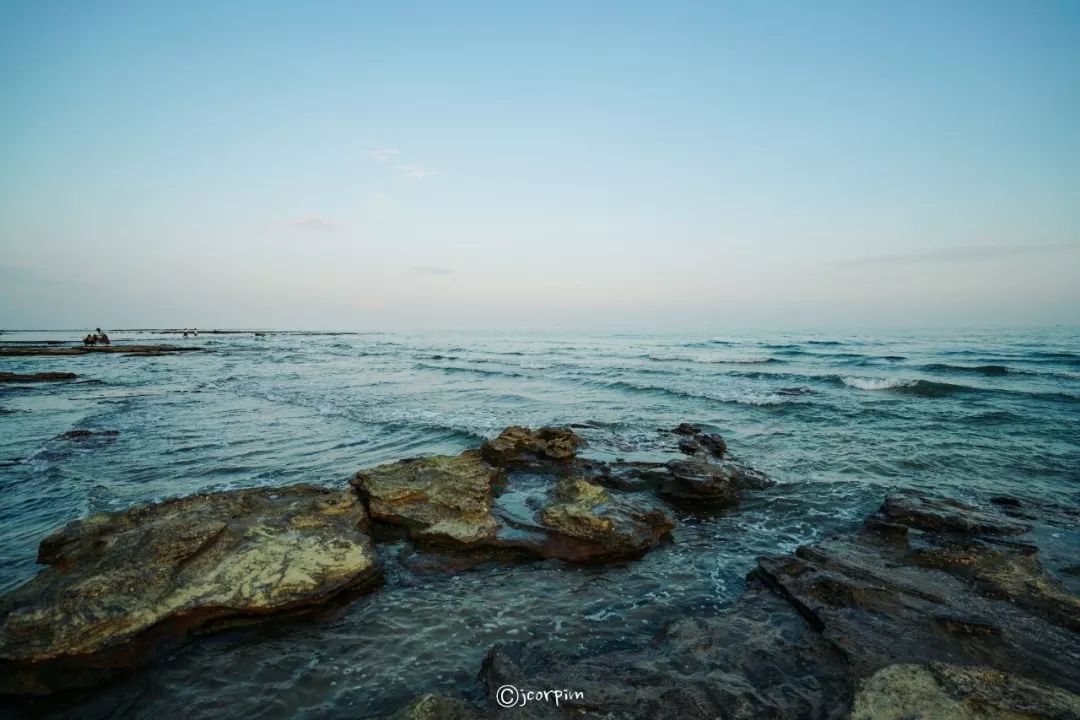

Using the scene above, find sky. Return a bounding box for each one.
[1,0,1078,331]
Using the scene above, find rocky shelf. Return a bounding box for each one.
[0,345,207,357]
[0,372,78,383]
[1,424,1078,719]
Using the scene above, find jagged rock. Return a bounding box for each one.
[601,458,771,503]
[480,426,583,468]
[0,372,77,383]
[352,451,672,562]
[352,450,505,548]
[537,477,674,561]
[851,663,1080,720]
[417,492,1080,718]
[0,485,381,695]
[671,422,700,435]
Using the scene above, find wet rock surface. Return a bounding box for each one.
[0,485,381,695]
[415,491,1080,719]
[352,431,676,562]
[0,372,78,382]
[480,426,583,469]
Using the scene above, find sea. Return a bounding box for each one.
[1,328,1078,718]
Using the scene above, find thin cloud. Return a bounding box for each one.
[836,243,1078,267]
[398,163,436,179]
[368,148,401,162]
[290,216,335,232]
[414,266,455,276]
[367,147,436,179]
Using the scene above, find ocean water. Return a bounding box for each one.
[1,328,1079,718]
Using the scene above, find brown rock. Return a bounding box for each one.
[480,426,583,468]
[0,485,381,695]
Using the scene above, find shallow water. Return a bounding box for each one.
[2,328,1079,718]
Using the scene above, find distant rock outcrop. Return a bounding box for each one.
[0,372,77,383]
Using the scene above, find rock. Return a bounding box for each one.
[352,450,672,563]
[480,426,583,468]
[851,663,1080,720]
[394,694,484,720]
[420,492,1080,718]
[668,424,726,458]
[0,485,381,695]
[0,372,77,383]
[880,490,1032,535]
[538,477,674,561]
[55,429,120,440]
[352,450,505,548]
[603,458,771,504]
[0,345,205,357]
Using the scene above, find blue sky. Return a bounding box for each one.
[1,0,1078,330]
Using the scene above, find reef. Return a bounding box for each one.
[0,372,78,382]
[0,345,206,357]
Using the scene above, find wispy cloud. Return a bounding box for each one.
[368,147,436,180]
[398,163,436,179]
[414,265,455,276]
[836,243,1078,267]
[368,148,401,162]
[290,216,335,232]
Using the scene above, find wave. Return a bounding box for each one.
[920,363,1013,377]
[603,379,806,406]
[839,376,969,397]
[646,353,780,365]
[413,362,525,379]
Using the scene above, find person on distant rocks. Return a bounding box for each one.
[83,333,95,346]
[183,330,189,338]
[96,328,110,346]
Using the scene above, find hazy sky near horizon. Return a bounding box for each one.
[1,0,1078,331]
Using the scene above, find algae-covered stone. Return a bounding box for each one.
[0,484,381,695]
[351,449,504,547]
[539,477,674,561]
[480,426,582,468]
[852,663,1080,720]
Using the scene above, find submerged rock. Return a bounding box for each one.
[0,485,381,695]
[416,492,1080,718]
[0,372,77,383]
[601,458,772,504]
[55,429,120,440]
[480,426,583,468]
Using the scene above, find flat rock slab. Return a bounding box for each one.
[0,372,78,382]
[0,345,206,357]
[416,492,1080,719]
[0,484,381,695]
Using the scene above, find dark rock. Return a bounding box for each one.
[394,694,484,720]
[990,495,1023,508]
[55,429,120,440]
[604,458,772,504]
[0,485,382,695]
[880,490,1032,535]
[480,426,583,468]
[0,372,77,383]
[671,422,701,435]
[0,345,205,357]
[419,492,1080,718]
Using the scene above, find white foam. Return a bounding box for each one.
[841,376,912,391]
